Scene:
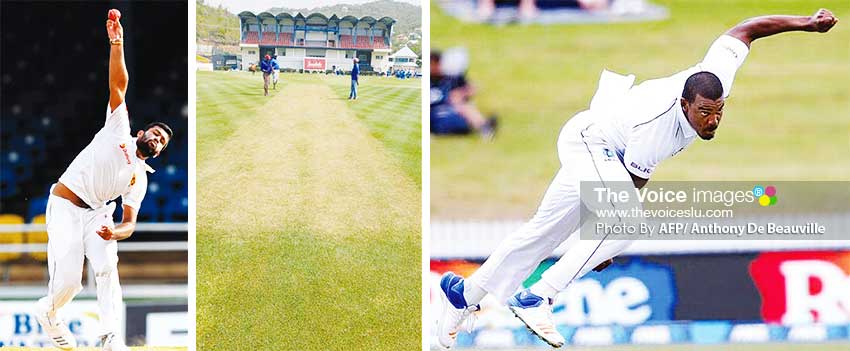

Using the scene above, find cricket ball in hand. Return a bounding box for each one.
[108,9,121,21]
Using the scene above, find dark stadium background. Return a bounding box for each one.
[1,1,188,243]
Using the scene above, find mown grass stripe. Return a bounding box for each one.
[197,71,420,350]
[325,74,422,184]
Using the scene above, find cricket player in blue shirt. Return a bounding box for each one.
[349,57,360,100]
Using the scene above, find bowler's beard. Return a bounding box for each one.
[136,136,155,158]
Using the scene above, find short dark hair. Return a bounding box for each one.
[682,71,723,102]
[145,121,173,139]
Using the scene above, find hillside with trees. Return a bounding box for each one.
[196,0,420,56]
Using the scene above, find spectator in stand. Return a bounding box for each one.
[477,0,609,20]
[260,54,273,96]
[430,50,497,139]
[349,57,360,100]
[271,55,280,90]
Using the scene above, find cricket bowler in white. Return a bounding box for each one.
[436,9,838,349]
[34,15,173,351]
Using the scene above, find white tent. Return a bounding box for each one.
[389,46,419,70]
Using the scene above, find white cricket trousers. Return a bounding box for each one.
[37,189,122,336]
[468,111,635,303]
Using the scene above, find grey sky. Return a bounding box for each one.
[203,0,420,15]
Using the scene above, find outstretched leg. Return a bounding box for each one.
[36,195,84,350]
[83,204,128,351]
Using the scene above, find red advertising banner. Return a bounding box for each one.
[304,58,326,71]
[749,251,850,325]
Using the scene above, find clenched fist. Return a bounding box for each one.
[808,8,838,33]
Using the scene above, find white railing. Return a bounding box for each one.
[0,222,187,253]
[0,222,187,298]
[0,285,187,299]
[0,222,186,233]
[0,241,186,253]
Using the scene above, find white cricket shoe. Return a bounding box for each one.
[435,272,480,350]
[101,332,130,351]
[508,289,565,348]
[34,308,77,350]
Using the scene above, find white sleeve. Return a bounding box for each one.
[104,101,131,136]
[121,170,147,210]
[698,35,750,98]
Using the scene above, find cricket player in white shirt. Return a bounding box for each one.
[34,15,172,351]
[436,9,838,349]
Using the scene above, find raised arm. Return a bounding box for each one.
[726,8,838,48]
[106,18,128,112]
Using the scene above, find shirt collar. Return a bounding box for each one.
[143,162,155,173]
[129,140,156,173]
[676,97,698,139]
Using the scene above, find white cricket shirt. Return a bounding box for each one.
[58,102,153,210]
[585,35,749,179]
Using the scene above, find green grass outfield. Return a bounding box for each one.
[196,71,421,350]
[328,74,423,184]
[465,343,850,351]
[431,0,850,219]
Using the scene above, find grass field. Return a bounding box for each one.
[196,71,421,350]
[431,0,850,219]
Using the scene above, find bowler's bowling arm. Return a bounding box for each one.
[107,19,128,112]
[726,8,838,48]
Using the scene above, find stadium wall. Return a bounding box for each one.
[372,51,390,73]
[241,44,391,72]
[431,251,850,348]
[240,45,260,68]
[241,46,377,72]
[1,301,187,347]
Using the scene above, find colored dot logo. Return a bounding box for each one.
[753,185,777,207]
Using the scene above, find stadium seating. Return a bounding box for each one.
[139,180,163,222]
[373,38,389,49]
[120,252,187,283]
[339,35,354,49]
[27,196,47,221]
[0,214,24,262]
[259,32,276,45]
[356,36,371,49]
[1,168,17,199]
[238,31,387,49]
[277,32,293,45]
[243,31,259,44]
[27,214,47,262]
[163,196,189,222]
[5,150,34,185]
[10,134,47,164]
